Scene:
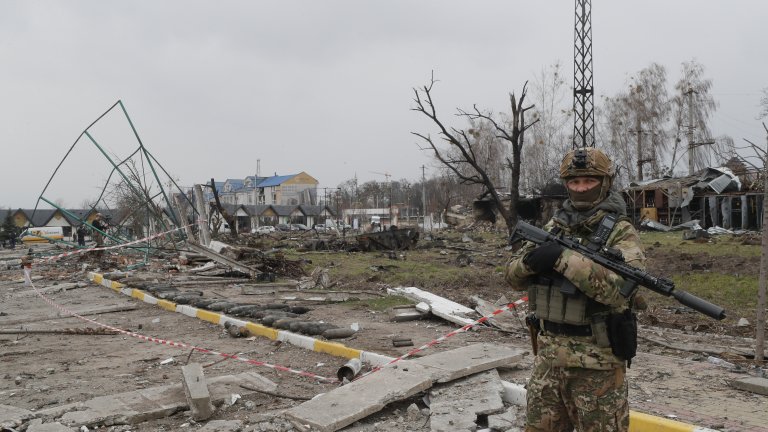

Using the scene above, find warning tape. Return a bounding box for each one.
[355,297,529,381]
[25,219,531,384]
[35,224,191,264]
[24,271,338,383]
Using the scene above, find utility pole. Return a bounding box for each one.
[630,123,652,181]
[686,87,716,175]
[687,87,696,176]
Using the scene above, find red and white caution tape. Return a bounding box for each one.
[24,272,337,383]
[355,296,529,381]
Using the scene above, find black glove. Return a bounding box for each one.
[523,241,563,274]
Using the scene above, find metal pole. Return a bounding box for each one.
[687,88,695,176]
[117,101,179,226]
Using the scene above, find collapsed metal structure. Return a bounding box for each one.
[31,100,194,264]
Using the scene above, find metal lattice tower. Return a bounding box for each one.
[573,0,595,149]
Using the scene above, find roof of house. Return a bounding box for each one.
[299,205,335,217]
[224,179,245,191]
[257,174,297,188]
[244,176,266,187]
[625,167,741,194]
[269,205,298,216]
[240,204,273,215]
[0,208,121,227]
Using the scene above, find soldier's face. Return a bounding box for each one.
[565,176,601,193]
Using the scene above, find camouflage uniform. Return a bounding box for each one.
[506,148,646,432]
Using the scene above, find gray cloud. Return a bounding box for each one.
[1,1,765,208]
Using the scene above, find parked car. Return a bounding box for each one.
[290,223,309,231]
[275,223,291,232]
[252,225,276,234]
[313,224,327,231]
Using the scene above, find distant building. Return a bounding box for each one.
[0,208,120,239]
[206,172,319,206]
[623,165,764,230]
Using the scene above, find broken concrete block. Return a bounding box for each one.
[26,419,75,432]
[285,361,434,432]
[429,369,505,431]
[388,286,477,326]
[198,419,243,431]
[413,343,523,383]
[41,372,274,427]
[0,404,35,430]
[487,406,520,431]
[283,344,524,432]
[389,305,428,322]
[730,376,768,396]
[182,363,216,421]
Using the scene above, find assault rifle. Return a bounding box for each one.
[510,220,726,320]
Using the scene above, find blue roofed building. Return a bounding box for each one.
[213,172,319,206]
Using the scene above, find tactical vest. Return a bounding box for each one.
[528,213,628,347]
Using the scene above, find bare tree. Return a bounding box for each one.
[732,122,767,364]
[754,93,768,364]
[525,62,572,192]
[667,60,721,174]
[108,159,167,240]
[600,94,635,188]
[759,88,768,120]
[412,73,538,234]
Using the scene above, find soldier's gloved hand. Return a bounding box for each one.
[523,241,564,274]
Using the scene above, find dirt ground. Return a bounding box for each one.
[1,233,767,432]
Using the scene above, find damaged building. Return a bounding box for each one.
[624,166,765,230]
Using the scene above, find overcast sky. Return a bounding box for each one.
[1,1,766,209]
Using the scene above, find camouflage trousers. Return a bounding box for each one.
[525,359,628,432]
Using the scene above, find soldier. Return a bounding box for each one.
[91,213,108,260]
[505,147,646,432]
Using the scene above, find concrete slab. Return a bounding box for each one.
[26,419,76,431]
[198,419,244,431]
[0,404,35,430]
[487,406,520,432]
[283,343,525,432]
[37,372,275,428]
[429,369,505,432]
[284,362,434,432]
[387,286,477,326]
[182,363,215,421]
[730,376,768,396]
[471,295,519,332]
[413,343,524,383]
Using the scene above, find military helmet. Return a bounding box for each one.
[559,147,614,210]
[559,147,614,179]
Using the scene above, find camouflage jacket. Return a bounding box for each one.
[505,192,646,369]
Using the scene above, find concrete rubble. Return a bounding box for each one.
[283,343,524,431]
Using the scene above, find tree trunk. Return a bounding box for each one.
[756,131,768,363]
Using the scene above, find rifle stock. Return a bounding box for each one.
[510,220,726,320]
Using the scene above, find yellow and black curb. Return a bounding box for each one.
[87,272,391,366]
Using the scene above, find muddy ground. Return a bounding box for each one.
[1,231,767,432]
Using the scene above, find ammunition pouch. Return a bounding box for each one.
[607,309,638,367]
[529,276,610,326]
